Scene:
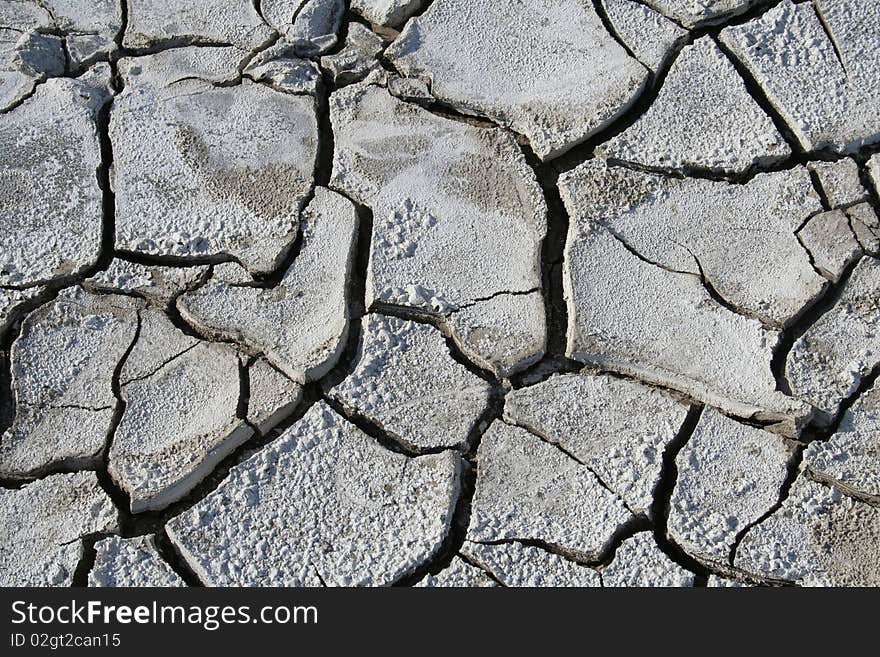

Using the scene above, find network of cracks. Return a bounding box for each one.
[2,0,880,587]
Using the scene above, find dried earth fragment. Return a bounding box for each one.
[415,557,497,588]
[0,288,142,476]
[644,0,758,28]
[328,314,492,451]
[785,256,880,425]
[119,307,198,382]
[385,0,648,160]
[0,286,42,335]
[1,76,108,287]
[0,0,120,77]
[89,535,185,587]
[330,81,547,376]
[23,0,121,66]
[117,44,248,87]
[50,0,122,67]
[466,421,633,562]
[244,44,322,94]
[871,155,880,194]
[808,158,867,209]
[599,37,790,175]
[124,0,273,51]
[179,187,357,384]
[286,0,344,56]
[667,407,792,568]
[0,0,51,30]
[260,0,306,34]
[560,162,813,436]
[563,160,826,327]
[444,292,547,378]
[734,476,880,586]
[110,309,253,512]
[601,531,694,587]
[84,260,209,307]
[601,0,686,73]
[11,31,64,77]
[246,358,303,433]
[720,0,880,154]
[321,23,383,85]
[461,540,601,587]
[386,75,432,103]
[847,204,880,256]
[562,220,809,434]
[706,574,750,587]
[112,48,318,274]
[0,29,64,110]
[803,383,880,502]
[505,373,689,515]
[350,0,427,29]
[167,401,461,586]
[797,210,863,283]
[0,472,116,586]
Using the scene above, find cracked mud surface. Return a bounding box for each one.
[1,0,880,588]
